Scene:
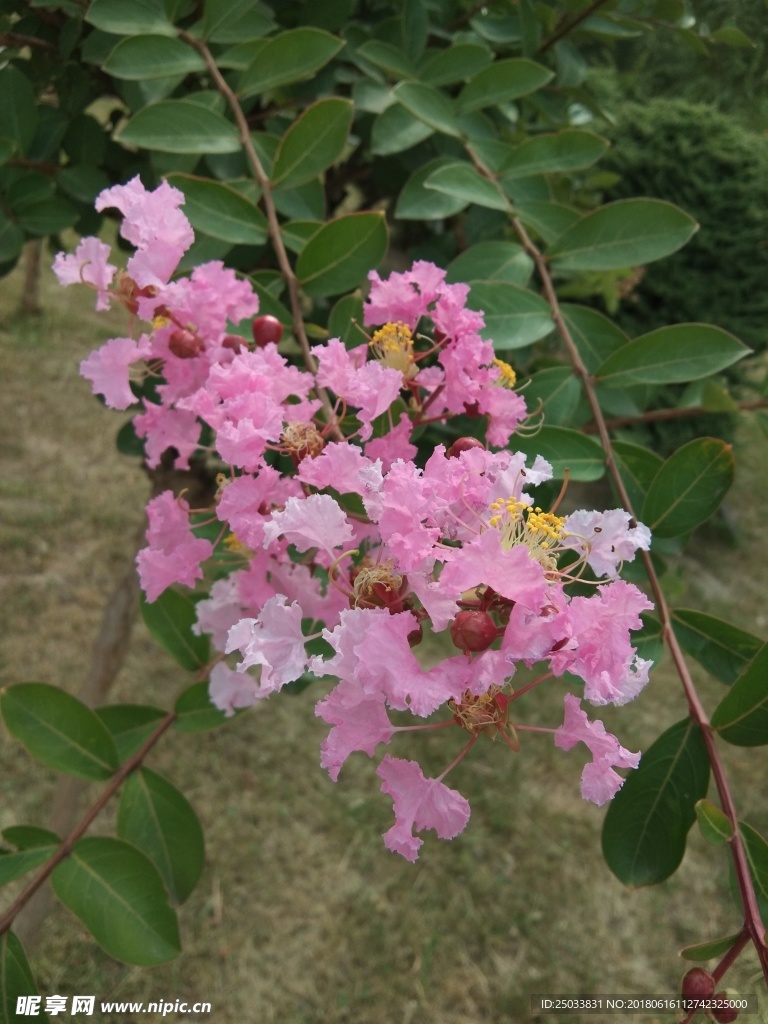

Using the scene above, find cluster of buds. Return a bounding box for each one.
[55,177,653,861]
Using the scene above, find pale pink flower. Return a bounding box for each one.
[216,468,299,549]
[52,236,116,310]
[79,335,151,410]
[226,594,307,694]
[133,401,201,469]
[364,413,417,471]
[136,491,213,602]
[312,339,403,439]
[376,756,471,861]
[298,441,381,496]
[562,509,652,578]
[555,693,640,805]
[315,678,395,781]
[209,662,267,717]
[263,494,353,554]
[437,529,549,611]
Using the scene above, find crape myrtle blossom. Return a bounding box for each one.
[60,176,657,861]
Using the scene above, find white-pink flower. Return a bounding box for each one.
[562,508,652,578]
[226,595,307,694]
[53,236,116,310]
[315,678,395,781]
[263,494,353,555]
[136,491,213,602]
[209,662,267,717]
[79,335,151,410]
[554,693,640,805]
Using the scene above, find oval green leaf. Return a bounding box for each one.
[549,199,698,272]
[356,40,415,80]
[511,425,605,482]
[611,440,664,513]
[86,0,174,36]
[51,837,180,965]
[173,681,232,733]
[371,104,434,155]
[446,241,533,287]
[467,281,554,348]
[695,799,734,846]
[738,822,768,921]
[103,35,205,79]
[164,173,266,243]
[523,367,581,426]
[392,81,461,137]
[140,589,211,671]
[680,932,743,962]
[501,129,609,180]
[0,847,57,888]
[642,437,734,538]
[1,933,43,1024]
[297,212,387,298]
[0,212,25,265]
[272,98,353,189]
[117,100,240,154]
[602,718,710,885]
[420,44,492,86]
[516,199,581,245]
[424,162,508,212]
[95,704,168,761]
[395,158,469,220]
[457,58,553,112]
[561,303,629,374]
[672,609,763,687]
[711,641,768,746]
[595,325,750,387]
[1,683,119,780]
[203,0,275,42]
[327,293,365,347]
[0,66,38,156]
[2,826,60,851]
[239,29,343,98]
[118,768,204,904]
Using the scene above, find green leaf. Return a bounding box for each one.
[164,173,266,243]
[117,100,240,154]
[501,129,609,179]
[695,799,734,846]
[424,162,508,212]
[395,158,470,220]
[457,58,553,112]
[15,198,78,236]
[0,66,38,157]
[401,0,428,63]
[57,165,111,204]
[327,293,365,347]
[446,241,533,287]
[118,768,204,904]
[515,199,580,245]
[2,826,59,851]
[392,81,461,137]
[95,705,168,761]
[1,933,45,1024]
[595,325,750,387]
[680,933,743,962]
[51,837,180,965]
[1,683,119,781]
[672,610,763,687]
[711,642,768,746]
[297,213,387,298]
[173,681,232,733]
[202,0,275,41]
[642,438,734,538]
[561,304,628,374]
[523,367,581,426]
[511,426,605,482]
[709,26,756,48]
[371,104,433,155]
[467,281,554,348]
[140,589,211,671]
[103,35,205,79]
[86,0,174,35]
[602,718,710,885]
[611,440,663,513]
[239,29,343,98]
[0,847,57,888]
[0,212,24,265]
[549,199,698,272]
[420,44,492,86]
[356,40,415,80]
[738,822,768,921]
[272,99,353,189]
[281,219,323,255]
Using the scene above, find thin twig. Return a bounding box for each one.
[538,0,611,53]
[0,31,57,53]
[581,398,768,433]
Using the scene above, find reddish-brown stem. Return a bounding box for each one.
[581,398,768,433]
[0,712,176,937]
[0,31,56,52]
[538,0,611,53]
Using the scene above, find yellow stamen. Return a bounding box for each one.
[369,321,417,379]
[493,358,517,388]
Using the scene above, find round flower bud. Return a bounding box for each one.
[681,968,715,1001]
[450,610,497,653]
[168,329,204,359]
[221,333,246,353]
[711,996,738,1023]
[252,314,283,348]
[407,622,423,647]
[446,436,485,459]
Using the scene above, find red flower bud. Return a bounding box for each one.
[407,622,423,647]
[252,314,283,348]
[450,610,497,653]
[168,329,204,359]
[711,995,739,1023]
[221,333,246,353]
[681,968,715,1001]
[446,436,485,459]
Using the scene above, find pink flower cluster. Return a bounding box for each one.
[57,178,654,862]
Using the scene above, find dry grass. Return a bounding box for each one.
[1,249,767,1023]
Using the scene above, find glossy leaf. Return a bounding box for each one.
[173,681,231,733]
[0,847,56,888]
[711,642,768,746]
[96,705,168,761]
[327,293,365,347]
[1,683,119,781]
[611,440,664,513]
[140,589,211,671]
[297,213,387,298]
[356,40,415,79]
[424,162,508,212]
[239,29,343,98]
[680,933,743,962]
[0,212,25,264]
[392,81,461,137]
[2,826,59,850]
[672,609,763,687]
[15,198,78,236]
[738,822,768,921]
[500,129,609,179]
[51,837,180,965]
[86,0,174,35]
[523,367,581,426]
[1,933,44,1024]
[164,174,267,243]
[272,99,352,189]
[371,103,434,155]
[515,199,580,245]
[549,199,698,272]
[118,768,204,904]
[467,281,554,348]
[103,35,205,78]
[446,241,533,286]
[602,718,710,885]
[695,799,734,846]
[420,44,492,86]
[0,66,38,156]
[642,438,734,538]
[561,304,629,374]
[202,0,275,41]
[117,101,240,153]
[395,158,470,220]
[595,325,750,387]
[511,426,605,482]
[457,58,554,112]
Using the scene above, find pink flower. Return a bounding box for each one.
[438,529,549,611]
[263,494,353,555]
[79,335,151,410]
[136,492,213,602]
[562,509,652,578]
[365,413,417,471]
[133,400,201,469]
[53,237,116,310]
[315,678,395,781]
[226,594,307,694]
[376,756,471,861]
[209,662,267,717]
[312,339,403,440]
[555,694,640,805]
[216,468,298,549]
[298,441,382,497]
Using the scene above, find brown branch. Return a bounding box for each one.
[582,398,768,433]
[538,0,611,53]
[0,31,56,53]
[0,712,176,937]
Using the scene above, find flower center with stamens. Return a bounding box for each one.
[352,561,407,609]
[488,498,567,572]
[281,422,325,463]
[492,357,517,388]
[449,686,511,738]
[369,321,417,379]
